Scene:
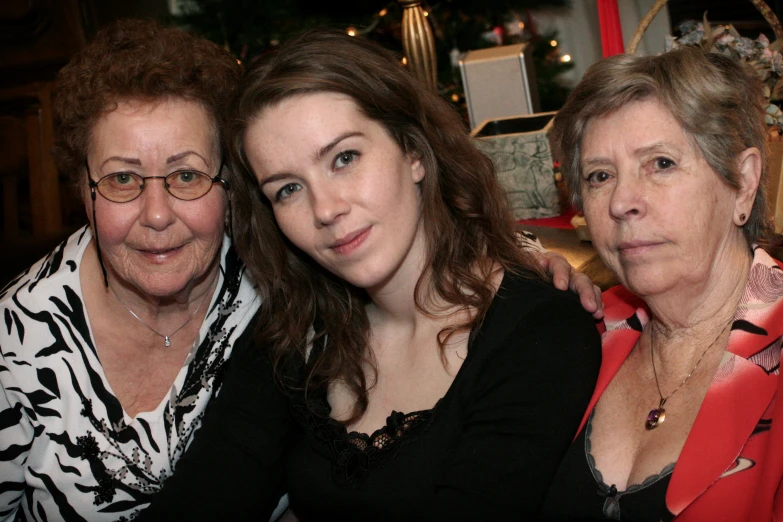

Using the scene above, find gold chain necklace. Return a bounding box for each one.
[645,321,732,430]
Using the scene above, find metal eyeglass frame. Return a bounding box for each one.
[85,159,231,287]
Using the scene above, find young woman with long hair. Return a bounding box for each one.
[139,29,601,521]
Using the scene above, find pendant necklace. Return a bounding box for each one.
[645,321,732,430]
[110,284,212,347]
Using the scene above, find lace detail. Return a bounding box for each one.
[584,411,675,520]
[291,392,441,489]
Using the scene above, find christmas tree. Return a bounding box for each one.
[172,0,574,113]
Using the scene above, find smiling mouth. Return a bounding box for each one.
[140,245,182,256]
[330,227,371,255]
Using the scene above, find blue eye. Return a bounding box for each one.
[275,183,302,202]
[334,151,358,169]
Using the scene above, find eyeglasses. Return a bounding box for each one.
[87,168,229,203]
[85,161,231,287]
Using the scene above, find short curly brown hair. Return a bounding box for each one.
[52,18,242,191]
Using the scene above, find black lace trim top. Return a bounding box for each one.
[284,271,602,521]
[540,411,675,521]
[290,390,441,489]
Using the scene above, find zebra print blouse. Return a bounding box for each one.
[0,226,260,521]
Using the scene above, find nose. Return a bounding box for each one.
[310,182,350,227]
[139,178,176,231]
[608,173,646,221]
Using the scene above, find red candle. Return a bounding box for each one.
[598,0,625,57]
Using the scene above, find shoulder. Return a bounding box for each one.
[491,267,597,333]
[459,269,601,402]
[473,267,601,365]
[0,227,92,369]
[0,226,90,308]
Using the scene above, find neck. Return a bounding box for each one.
[365,225,431,326]
[112,270,217,318]
[366,261,428,331]
[646,241,751,346]
[91,246,220,325]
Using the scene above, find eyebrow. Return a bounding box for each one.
[259,131,365,188]
[100,151,210,169]
[633,142,676,156]
[316,131,363,161]
[258,172,293,188]
[167,150,209,165]
[581,141,679,169]
[101,156,141,167]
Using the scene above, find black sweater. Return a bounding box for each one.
[137,271,601,521]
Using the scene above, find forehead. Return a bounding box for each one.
[581,99,689,158]
[245,92,377,165]
[91,98,218,158]
[252,92,367,134]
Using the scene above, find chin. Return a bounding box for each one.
[337,274,378,290]
[620,270,679,299]
[335,268,390,291]
[135,271,197,297]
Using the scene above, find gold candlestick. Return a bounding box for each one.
[397,0,437,91]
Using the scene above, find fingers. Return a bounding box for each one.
[536,251,571,290]
[567,268,605,320]
[535,251,605,319]
[591,284,605,320]
[568,271,599,315]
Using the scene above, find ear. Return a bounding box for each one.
[733,147,762,226]
[409,154,425,184]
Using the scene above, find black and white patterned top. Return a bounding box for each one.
[0,226,260,521]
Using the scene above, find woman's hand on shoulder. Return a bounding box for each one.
[535,251,604,320]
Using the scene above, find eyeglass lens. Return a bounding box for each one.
[96,171,216,202]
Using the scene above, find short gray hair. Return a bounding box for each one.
[552,46,771,246]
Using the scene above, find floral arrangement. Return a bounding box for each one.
[665,16,783,134]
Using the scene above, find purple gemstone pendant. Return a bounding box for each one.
[645,399,667,430]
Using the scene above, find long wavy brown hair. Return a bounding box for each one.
[228,29,545,422]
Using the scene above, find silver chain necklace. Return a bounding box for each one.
[645,320,732,430]
[110,284,211,347]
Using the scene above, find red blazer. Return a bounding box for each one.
[579,247,783,521]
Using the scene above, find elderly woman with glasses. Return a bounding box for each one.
[0,20,279,521]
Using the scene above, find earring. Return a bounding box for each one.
[225,198,234,237]
[739,213,747,224]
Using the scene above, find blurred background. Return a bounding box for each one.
[2,0,781,287]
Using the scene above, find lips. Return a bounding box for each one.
[617,240,664,256]
[330,226,371,255]
[137,245,183,262]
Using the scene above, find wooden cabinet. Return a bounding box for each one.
[0,0,86,282]
[0,0,86,237]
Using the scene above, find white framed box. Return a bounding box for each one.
[459,43,541,130]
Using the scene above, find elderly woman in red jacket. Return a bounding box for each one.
[541,46,783,521]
